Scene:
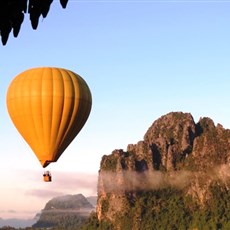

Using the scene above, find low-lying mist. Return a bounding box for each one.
[99,164,230,193]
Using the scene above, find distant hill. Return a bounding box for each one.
[0,217,36,228]
[0,194,97,229]
[86,196,97,208]
[33,194,96,229]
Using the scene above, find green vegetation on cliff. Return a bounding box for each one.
[81,183,230,230]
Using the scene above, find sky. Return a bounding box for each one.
[1,0,230,220]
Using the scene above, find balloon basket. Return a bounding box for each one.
[43,171,52,182]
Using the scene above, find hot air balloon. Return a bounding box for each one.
[6,67,92,181]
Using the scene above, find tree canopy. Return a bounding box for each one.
[0,0,69,45]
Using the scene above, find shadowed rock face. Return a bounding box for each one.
[97,112,230,228]
[143,112,197,171]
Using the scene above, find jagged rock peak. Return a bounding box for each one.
[100,112,230,174]
[144,111,196,143]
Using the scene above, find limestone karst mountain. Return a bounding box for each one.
[82,112,230,230]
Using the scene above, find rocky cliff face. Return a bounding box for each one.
[96,112,230,229]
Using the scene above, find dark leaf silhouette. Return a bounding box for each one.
[29,0,41,30]
[60,0,68,9]
[12,12,24,37]
[0,0,69,45]
[0,21,12,46]
[41,0,53,18]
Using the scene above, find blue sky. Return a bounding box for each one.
[1,0,230,219]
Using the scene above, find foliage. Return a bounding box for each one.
[101,155,117,172]
[80,213,112,230]
[80,184,230,230]
[32,211,88,229]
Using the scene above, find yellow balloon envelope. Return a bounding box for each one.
[6,67,92,168]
